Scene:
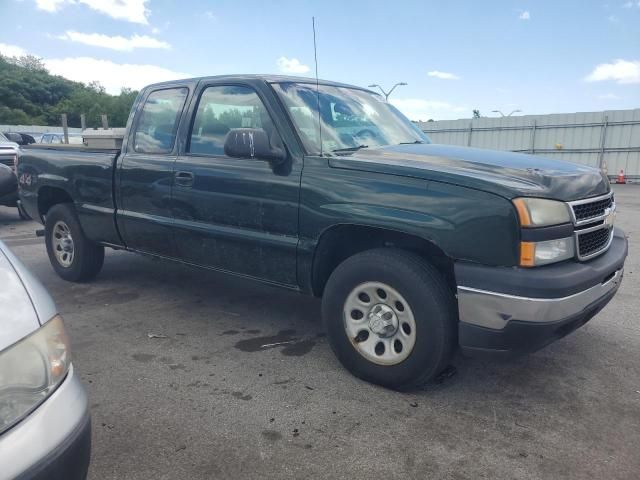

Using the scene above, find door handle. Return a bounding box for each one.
[174,171,194,187]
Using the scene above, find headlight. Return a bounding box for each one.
[514,198,575,267]
[0,315,71,434]
[513,198,572,227]
[520,237,575,267]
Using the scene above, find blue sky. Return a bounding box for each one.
[0,0,639,120]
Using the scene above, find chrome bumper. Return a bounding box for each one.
[457,268,624,330]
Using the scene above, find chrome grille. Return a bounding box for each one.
[0,148,16,168]
[572,196,613,223]
[569,192,615,261]
[0,157,15,168]
[578,227,612,258]
[569,192,614,226]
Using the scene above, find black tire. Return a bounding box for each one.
[322,248,456,390]
[45,203,104,282]
[17,202,31,220]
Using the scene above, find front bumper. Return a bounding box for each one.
[0,189,19,207]
[456,228,628,357]
[0,365,91,480]
[0,165,18,207]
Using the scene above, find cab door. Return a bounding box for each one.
[171,83,302,285]
[116,86,189,257]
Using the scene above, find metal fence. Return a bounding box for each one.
[417,109,640,180]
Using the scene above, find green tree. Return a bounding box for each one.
[0,54,138,128]
[14,55,47,72]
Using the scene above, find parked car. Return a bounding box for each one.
[39,133,84,145]
[3,132,36,146]
[0,163,19,208]
[0,134,30,219]
[17,75,628,389]
[0,241,91,479]
[0,132,19,170]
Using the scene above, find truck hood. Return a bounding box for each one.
[328,144,609,201]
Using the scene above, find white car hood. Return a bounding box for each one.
[0,242,56,349]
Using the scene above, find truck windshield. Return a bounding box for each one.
[272,82,430,155]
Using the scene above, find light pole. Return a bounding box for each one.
[492,109,522,117]
[368,82,407,101]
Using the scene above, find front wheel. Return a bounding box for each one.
[45,203,104,282]
[322,249,456,390]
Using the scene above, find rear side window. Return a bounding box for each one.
[189,85,276,156]
[133,88,188,154]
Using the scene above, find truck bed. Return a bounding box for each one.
[19,145,122,245]
[22,144,120,153]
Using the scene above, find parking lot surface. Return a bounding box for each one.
[1,184,638,480]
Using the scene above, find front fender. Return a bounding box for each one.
[297,158,520,289]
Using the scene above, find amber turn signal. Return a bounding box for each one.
[519,242,535,267]
[513,198,532,227]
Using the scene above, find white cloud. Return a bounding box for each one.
[44,57,189,93]
[608,15,619,22]
[205,11,216,20]
[585,59,640,84]
[151,27,160,34]
[519,10,531,20]
[56,31,170,51]
[35,0,66,11]
[1,42,188,93]
[34,0,150,24]
[276,56,310,74]
[598,93,621,100]
[0,43,28,57]
[427,70,460,80]
[390,98,466,121]
[622,1,640,8]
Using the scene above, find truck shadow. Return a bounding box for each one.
[82,249,325,354]
[0,206,30,226]
[42,247,616,399]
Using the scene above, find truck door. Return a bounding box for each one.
[117,86,188,257]
[171,83,301,285]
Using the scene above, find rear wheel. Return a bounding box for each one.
[322,248,456,390]
[45,203,104,282]
[17,202,30,220]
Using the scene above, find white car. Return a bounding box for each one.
[0,132,19,170]
[0,133,30,218]
[39,133,84,145]
[0,241,91,479]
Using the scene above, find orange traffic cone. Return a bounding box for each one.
[617,169,626,184]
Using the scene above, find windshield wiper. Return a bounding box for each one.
[398,140,425,145]
[331,144,369,154]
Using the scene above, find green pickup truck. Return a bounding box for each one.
[18,75,627,389]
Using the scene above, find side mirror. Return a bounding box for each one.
[223,128,286,163]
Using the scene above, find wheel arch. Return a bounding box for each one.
[37,186,74,220]
[310,224,455,297]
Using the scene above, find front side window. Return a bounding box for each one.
[272,82,430,155]
[134,87,188,154]
[189,85,277,156]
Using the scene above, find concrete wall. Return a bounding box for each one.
[417,109,640,179]
[1,125,83,134]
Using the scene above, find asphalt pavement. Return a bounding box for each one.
[1,184,638,480]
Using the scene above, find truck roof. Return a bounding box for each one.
[144,74,376,94]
